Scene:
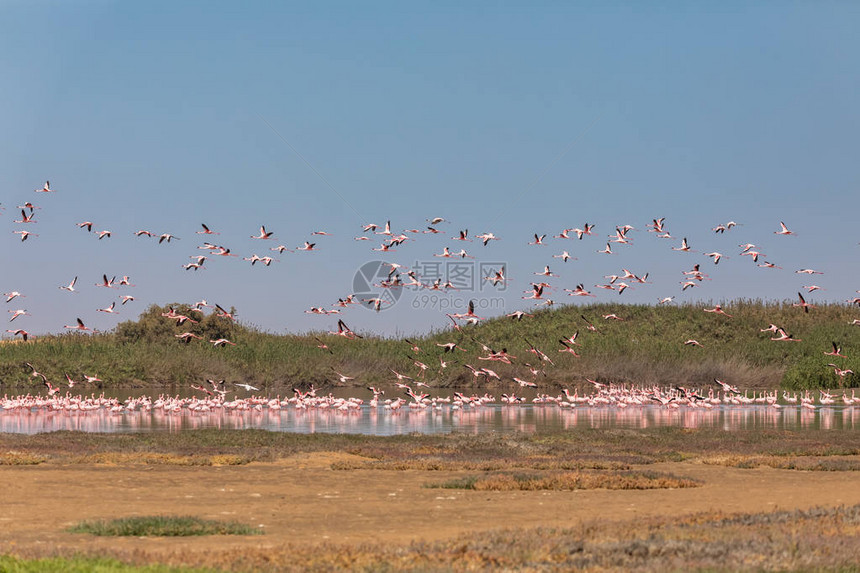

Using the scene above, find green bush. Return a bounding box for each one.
[781,357,837,390]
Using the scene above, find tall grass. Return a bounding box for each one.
[68,516,261,537]
[1,300,857,390]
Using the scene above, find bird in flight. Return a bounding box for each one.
[234,382,259,392]
[197,223,219,235]
[59,277,78,292]
[329,319,361,339]
[6,329,30,341]
[13,230,38,241]
[64,318,95,332]
[774,221,795,236]
[4,291,25,303]
[7,309,30,322]
[793,292,816,313]
[251,225,274,239]
[34,181,54,193]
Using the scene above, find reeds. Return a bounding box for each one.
[0,300,857,390]
[68,515,262,537]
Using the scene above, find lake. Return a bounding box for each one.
[1,392,858,435]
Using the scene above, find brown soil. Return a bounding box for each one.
[2,453,860,558]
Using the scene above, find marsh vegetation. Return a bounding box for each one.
[1,301,858,391]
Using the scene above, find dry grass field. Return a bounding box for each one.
[1,429,860,571]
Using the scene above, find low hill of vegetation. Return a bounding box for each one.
[0,300,857,391]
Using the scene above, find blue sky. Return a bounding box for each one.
[2,2,858,338]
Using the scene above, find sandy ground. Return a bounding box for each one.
[2,453,860,558]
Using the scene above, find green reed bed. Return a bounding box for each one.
[68,516,261,537]
[1,301,858,390]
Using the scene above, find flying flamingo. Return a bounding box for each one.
[475,232,499,246]
[703,304,732,317]
[774,221,795,236]
[25,362,47,382]
[792,292,816,313]
[313,337,334,354]
[704,252,725,264]
[329,319,361,339]
[175,332,203,343]
[565,284,595,297]
[8,309,30,322]
[197,223,219,235]
[13,210,36,223]
[331,369,355,384]
[251,225,274,239]
[451,300,482,321]
[214,304,237,321]
[672,238,693,252]
[824,342,847,359]
[506,310,533,320]
[771,328,801,342]
[557,339,580,357]
[4,291,25,303]
[5,329,30,341]
[13,230,38,241]
[95,275,116,288]
[97,302,119,314]
[572,223,595,239]
[59,277,78,292]
[64,318,95,332]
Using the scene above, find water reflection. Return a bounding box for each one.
[1,403,858,435]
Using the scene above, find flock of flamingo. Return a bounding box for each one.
[2,181,859,426]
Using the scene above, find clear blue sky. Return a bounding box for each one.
[2,2,858,338]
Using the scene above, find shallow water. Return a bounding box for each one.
[1,402,858,435]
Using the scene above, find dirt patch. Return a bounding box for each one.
[2,453,860,562]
